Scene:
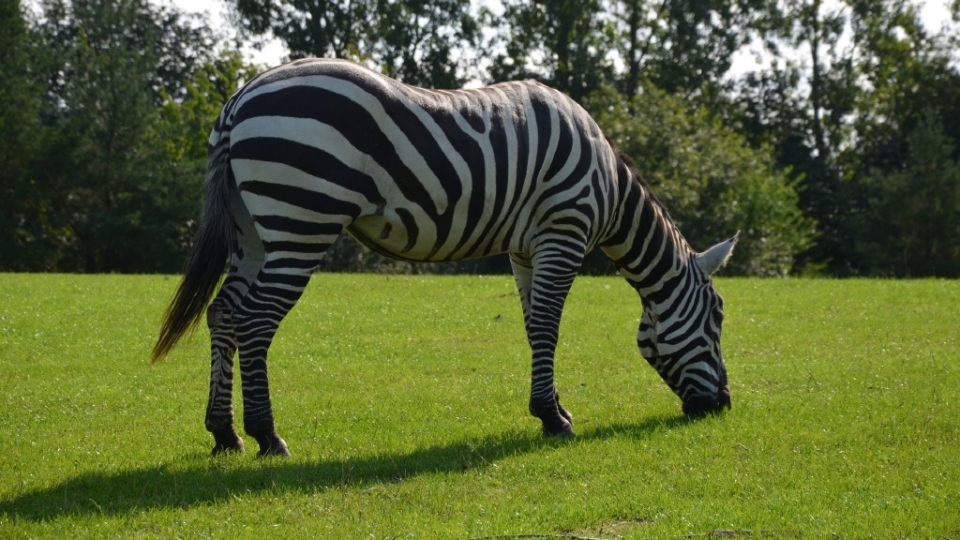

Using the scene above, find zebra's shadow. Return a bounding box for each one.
[0,415,693,522]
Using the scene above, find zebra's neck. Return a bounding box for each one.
[600,155,700,303]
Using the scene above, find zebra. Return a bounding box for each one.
[152,58,738,457]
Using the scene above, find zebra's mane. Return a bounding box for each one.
[614,151,666,214]
[612,146,696,258]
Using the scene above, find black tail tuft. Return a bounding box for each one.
[152,144,236,363]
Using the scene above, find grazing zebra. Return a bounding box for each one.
[152,58,738,457]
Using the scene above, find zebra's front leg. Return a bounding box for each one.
[510,253,576,437]
[206,298,244,454]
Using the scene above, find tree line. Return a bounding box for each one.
[2,0,958,276]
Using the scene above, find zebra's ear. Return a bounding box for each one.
[696,231,740,276]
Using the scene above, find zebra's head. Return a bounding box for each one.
[637,233,739,416]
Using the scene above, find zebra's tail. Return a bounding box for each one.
[151,138,237,363]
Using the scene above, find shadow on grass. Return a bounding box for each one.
[0,415,694,522]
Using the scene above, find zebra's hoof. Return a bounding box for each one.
[543,423,576,438]
[541,416,575,438]
[212,441,245,455]
[254,433,291,457]
[211,428,245,454]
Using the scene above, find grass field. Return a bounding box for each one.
[0,274,958,538]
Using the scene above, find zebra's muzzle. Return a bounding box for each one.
[681,386,731,416]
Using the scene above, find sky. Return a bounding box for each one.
[167,0,956,75]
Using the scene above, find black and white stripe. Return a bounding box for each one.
[152,58,739,456]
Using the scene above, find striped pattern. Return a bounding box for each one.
[153,58,737,456]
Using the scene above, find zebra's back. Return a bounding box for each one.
[220,58,621,263]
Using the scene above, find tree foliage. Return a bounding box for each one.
[613,0,774,100]
[853,111,960,276]
[0,0,253,272]
[232,0,479,87]
[486,0,614,102]
[0,0,48,270]
[728,0,859,273]
[726,0,960,276]
[588,85,815,276]
[485,0,772,103]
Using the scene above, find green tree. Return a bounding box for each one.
[232,0,479,87]
[728,0,858,274]
[48,0,186,271]
[486,0,615,101]
[846,0,960,176]
[729,0,960,276]
[853,111,960,276]
[844,0,960,276]
[614,0,774,101]
[10,0,225,272]
[588,85,815,276]
[373,0,480,87]
[233,0,373,58]
[488,0,773,104]
[0,0,42,269]
[159,51,261,164]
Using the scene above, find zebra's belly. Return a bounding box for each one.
[347,211,511,262]
[347,213,435,262]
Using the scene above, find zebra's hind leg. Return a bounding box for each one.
[510,251,579,437]
[234,262,320,457]
[206,203,265,454]
[206,296,244,454]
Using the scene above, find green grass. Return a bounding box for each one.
[1,274,958,538]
